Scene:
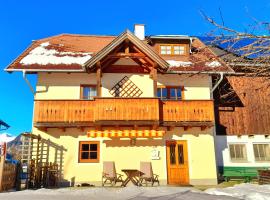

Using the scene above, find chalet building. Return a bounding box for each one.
[5,25,234,186]
[211,45,270,177]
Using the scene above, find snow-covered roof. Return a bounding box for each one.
[20,42,92,66]
[5,33,233,73]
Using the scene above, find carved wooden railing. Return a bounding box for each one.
[33,99,214,124]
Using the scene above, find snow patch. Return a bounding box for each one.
[166,60,193,67]
[20,42,92,65]
[0,133,15,143]
[206,61,221,67]
[205,183,270,200]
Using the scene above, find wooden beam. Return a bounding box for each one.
[167,126,175,131]
[107,53,146,58]
[152,63,158,97]
[96,61,102,97]
[152,124,158,130]
[183,126,190,131]
[200,126,207,131]
[134,125,138,130]
[60,127,66,132]
[125,39,129,54]
[78,127,85,132]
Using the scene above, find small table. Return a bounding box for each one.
[121,169,143,187]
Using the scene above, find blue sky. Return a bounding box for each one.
[1,0,270,136]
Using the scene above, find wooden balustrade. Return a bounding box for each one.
[94,98,159,121]
[33,99,214,125]
[162,100,214,122]
[34,100,95,123]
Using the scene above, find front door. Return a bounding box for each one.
[166,140,189,185]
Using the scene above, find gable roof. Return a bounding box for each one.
[5,34,116,72]
[83,30,169,72]
[5,32,234,74]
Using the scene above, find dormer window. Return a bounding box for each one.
[160,45,186,55]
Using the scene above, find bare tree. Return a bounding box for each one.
[200,10,270,76]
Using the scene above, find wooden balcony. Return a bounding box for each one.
[33,98,214,127]
[94,98,159,124]
[161,100,214,126]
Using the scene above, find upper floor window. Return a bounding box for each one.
[229,144,247,162]
[160,45,186,55]
[80,85,97,100]
[157,86,183,100]
[253,144,270,161]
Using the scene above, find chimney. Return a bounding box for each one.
[134,24,145,40]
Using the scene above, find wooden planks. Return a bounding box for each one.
[34,99,215,125]
[162,100,214,122]
[0,156,17,191]
[94,98,159,121]
[216,77,270,135]
[34,100,95,123]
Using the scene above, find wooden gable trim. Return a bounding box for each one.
[83,30,169,72]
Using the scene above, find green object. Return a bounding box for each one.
[219,166,269,182]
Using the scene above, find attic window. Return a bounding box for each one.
[160,45,185,55]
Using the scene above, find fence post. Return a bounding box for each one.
[0,155,4,191]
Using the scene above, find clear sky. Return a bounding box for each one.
[1,0,269,136]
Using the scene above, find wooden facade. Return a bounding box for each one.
[34,98,214,127]
[215,76,270,135]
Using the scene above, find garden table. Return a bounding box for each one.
[121,169,143,186]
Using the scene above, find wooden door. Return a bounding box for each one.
[166,140,189,185]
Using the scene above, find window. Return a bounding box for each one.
[253,144,270,161]
[160,45,172,55]
[79,141,99,163]
[229,144,247,162]
[80,85,97,99]
[157,86,183,100]
[160,45,186,55]
[174,46,185,55]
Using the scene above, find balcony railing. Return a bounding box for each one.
[162,100,214,122]
[33,98,214,126]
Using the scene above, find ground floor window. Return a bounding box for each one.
[253,143,270,161]
[79,141,99,163]
[229,144,247,162]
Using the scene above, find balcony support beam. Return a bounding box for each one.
[151,63,158,97]
[96,61,102,97]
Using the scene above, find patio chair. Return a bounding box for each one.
[102,161,124,186]
[139,162,159,186]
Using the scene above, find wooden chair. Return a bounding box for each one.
[102,161,124,186]
[139,162,159,186]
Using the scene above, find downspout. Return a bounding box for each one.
[211,72,224,93]
[23,70,35,95]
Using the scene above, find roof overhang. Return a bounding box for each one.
[83,30,170,72]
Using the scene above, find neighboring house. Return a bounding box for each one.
[210,45,270,177]
[5,25,233,186]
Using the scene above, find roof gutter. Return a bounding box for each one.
[211,72,224,93]
[23,70,35,95]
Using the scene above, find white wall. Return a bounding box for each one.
[215,135,270,167]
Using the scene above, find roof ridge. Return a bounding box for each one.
[35,33,117,42]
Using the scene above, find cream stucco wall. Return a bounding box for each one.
[157,74,211,100]
[35,73,212,100]
[215,135,270,167]
[32,127,217,186]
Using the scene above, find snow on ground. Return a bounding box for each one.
[0,186,238,200]
[205,183,270,200]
